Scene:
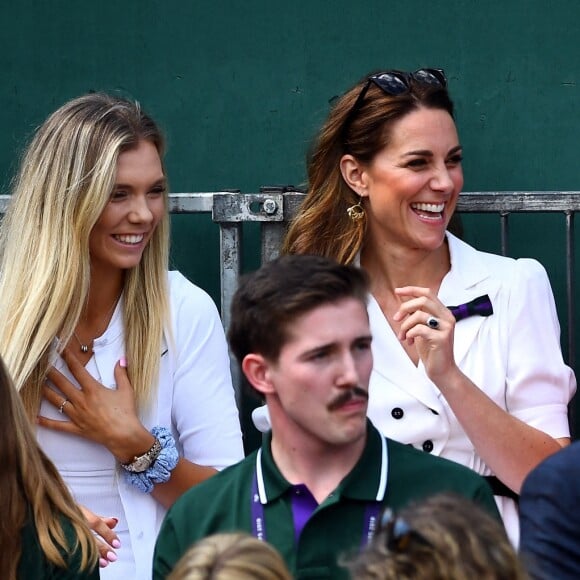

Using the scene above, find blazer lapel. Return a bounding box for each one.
[439,233,501,366]
[368,294,445,413]
[363,233,500,409]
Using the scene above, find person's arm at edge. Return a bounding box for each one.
[519,455,576,577]
[153,275,244,507]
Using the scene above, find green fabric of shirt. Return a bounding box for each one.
[153,421,499,580]
[17,515,99,579]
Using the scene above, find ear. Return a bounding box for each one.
[242,353,276,396]
[340,154,369,198]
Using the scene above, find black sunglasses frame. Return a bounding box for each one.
[342,68,447,140]
[380,508,433,553]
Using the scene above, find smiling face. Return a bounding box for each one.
[89,139,166,279]
[357,107,463,254]
[256,297,373,450]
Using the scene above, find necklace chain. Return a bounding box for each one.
[73,296,120,355]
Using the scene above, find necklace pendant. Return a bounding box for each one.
[80,344,89,354]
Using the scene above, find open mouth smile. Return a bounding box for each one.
[113,234,145,245]
[410,202,445,220]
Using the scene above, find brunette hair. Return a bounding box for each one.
[168,533,292,580]
[228,254,369,363]
[346,493,528,580]
[0,355,97,578]
[0,92,170,415]
[282,70,454,264]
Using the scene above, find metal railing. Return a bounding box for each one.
[167,190,580,368]
[2,189,579,389]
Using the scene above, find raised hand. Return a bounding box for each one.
[79,505,121,569]
[393,286,458,381]
[39,347,154,463]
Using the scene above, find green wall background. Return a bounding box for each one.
[2,1,580,438]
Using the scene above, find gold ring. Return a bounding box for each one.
[58,399,69,414]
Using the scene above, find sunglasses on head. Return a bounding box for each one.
[380,508,433,552]
[343,68,447,136]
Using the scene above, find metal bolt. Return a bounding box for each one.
[262,198,278,215]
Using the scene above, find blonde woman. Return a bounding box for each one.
[0,93,244,579]
[0,354,98,579]
[168,533,292,580]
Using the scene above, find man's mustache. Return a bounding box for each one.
[327,386,369,411]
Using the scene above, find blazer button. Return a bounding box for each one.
[422,440,434,453]
[391,407,404,420]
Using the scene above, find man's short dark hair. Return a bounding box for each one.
[227,254,369,363]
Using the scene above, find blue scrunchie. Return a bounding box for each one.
[122,426,179,493]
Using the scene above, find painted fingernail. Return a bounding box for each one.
[111,517,119,524]
[112,539,121,548]
[106,551,117,562]
[99,558,108,568]
[119,356,127,368]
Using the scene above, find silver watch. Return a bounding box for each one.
[121,438,162,473]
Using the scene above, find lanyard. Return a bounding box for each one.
[251,470,381,547]
[251,470,267,540]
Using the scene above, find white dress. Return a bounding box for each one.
[38,271,244,580]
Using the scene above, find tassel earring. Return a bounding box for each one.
[347,196,365,221]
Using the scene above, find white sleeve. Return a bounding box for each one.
[506,259,576,437]
[169,272,244,470]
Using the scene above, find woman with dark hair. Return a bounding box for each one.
[0,355,98,579]
[254,69,575,544]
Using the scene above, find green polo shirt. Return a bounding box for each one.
[153,421,498,580]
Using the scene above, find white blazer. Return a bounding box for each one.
[367,232,576,545]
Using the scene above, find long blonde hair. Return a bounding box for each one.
[0,355,97,578]
[0,93,169,415]
[282,72,455,264]
[168,533,292,580]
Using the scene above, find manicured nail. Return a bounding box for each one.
[111,517,119,524]
[112,539,121,549]
[119,356,127,368]
[106,551,117,562]
[99,558,108,568]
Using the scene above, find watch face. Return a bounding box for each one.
[123,439,162,472]
[130,455,153,472]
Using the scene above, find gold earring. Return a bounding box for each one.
[347,197,365,221]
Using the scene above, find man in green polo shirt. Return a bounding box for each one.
[153,255,498,580]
